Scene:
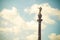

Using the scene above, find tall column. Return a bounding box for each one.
[37,7,42,40]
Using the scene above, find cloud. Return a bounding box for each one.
[24,4,39,14]
[48,33,60,40]
[0,7,38,31]
[13,37,19,40]
[1,7,25,27]
[24,3,60,29]
[0,7,39,40]
[0,7,24,35]
[26,32,38,40]
[24,3,60,16]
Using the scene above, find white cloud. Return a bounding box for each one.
[25,20,38,31]
[24,3,60,29]
[0,7,38,40]
[48,33,60,40]
[13,37,19,40]
[24,4,39,14]
[0,7,24,35]
[26,32,38,40]
[24,3,60,16]
[1,7,18,20]
[41,22,46,30]
[1,7,25,27]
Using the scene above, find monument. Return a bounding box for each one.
[37,7,42,40]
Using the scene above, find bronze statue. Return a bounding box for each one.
[39,7,42,13]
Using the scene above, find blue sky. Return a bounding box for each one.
[0,0,60,40]
[0,0,60,20]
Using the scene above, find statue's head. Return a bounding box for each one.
[39,7,42,12]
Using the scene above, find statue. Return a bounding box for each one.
[38,7,42,21]
[39,7,42,13]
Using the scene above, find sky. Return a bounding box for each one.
[0,0,60,40]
